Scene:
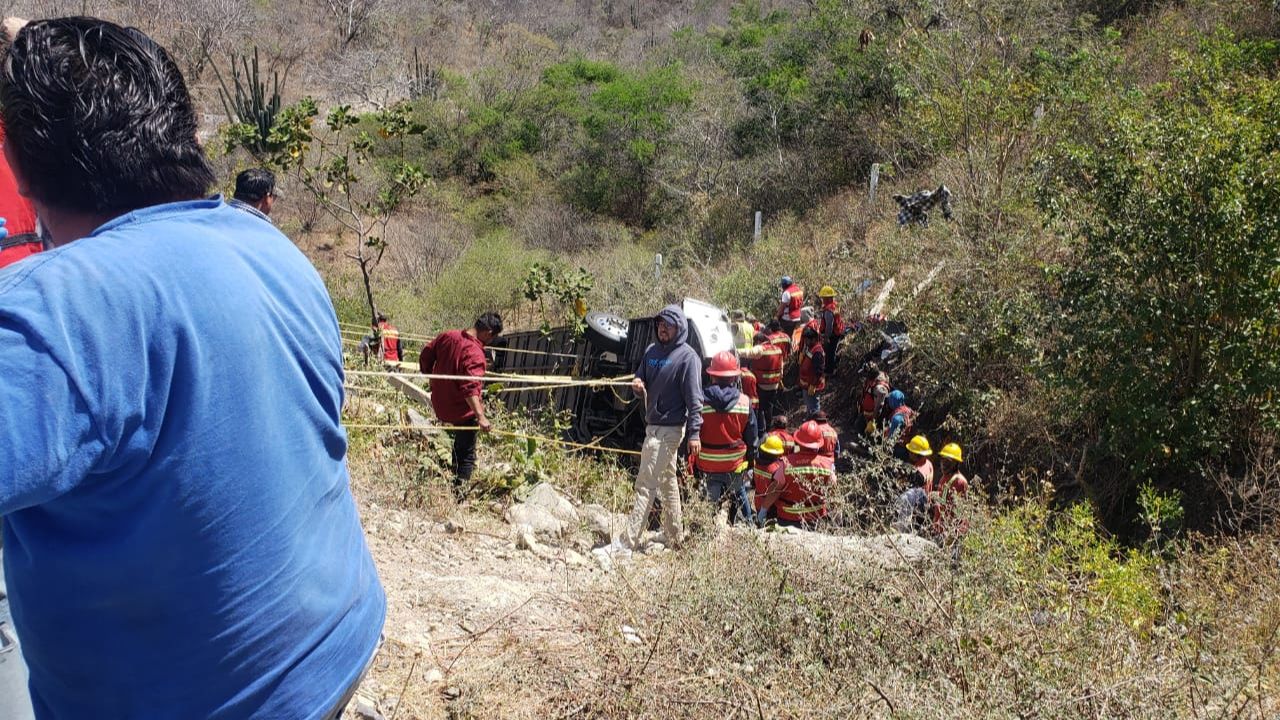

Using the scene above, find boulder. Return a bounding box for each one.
[580,503,628,544]
[505,483,579,540]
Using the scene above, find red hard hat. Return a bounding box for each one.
[794,420,824,450]
[707,350,741,377]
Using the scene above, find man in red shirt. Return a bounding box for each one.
[418,312,503,496]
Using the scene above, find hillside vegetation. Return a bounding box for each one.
[12,0,1280,716]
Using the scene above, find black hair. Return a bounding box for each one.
[769,414,789,430]
[234,168,276,203]
[475,312,503,336]
[0,18,214,215]
[809,410,828,423]
[766,319,782,333]
[375,312,388,324]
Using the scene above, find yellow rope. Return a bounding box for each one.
[342,422,642,456]
[338,324,585,359]
[344,367,632,387]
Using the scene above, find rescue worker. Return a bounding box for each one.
[857,362,891,435]
[772,420,836,528]
[376,313,401,362]
[419,312,504,496]
[884,389,918,459]
[358,313,402,364]
[928,442,970,538]
[730,310,755,351]
[809,410,840,459]
[696,351,758,525]
[750,434,788,527]
[893,435,935,533]
[746,329,785,429]
[798,321,827,414]
[766,414,797,454]
[816,286,847,373]
[777,276,805,333]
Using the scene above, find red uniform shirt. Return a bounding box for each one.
[0,126,40,270]
[418,329,487,423]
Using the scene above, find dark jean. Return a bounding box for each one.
[703,471,752,525]
[447,416,480,490]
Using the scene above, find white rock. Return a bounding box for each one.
[423,667,444,683]
[581,504,628,543]
[504,483,579,539]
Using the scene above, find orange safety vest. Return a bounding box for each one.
[799,338,826,392]
[780,283,805,321]
[860,374,890,420]
[751,344,785,391]
[740,368,759,409]
[752,455,786,510]
[696,393,753,473]
[815,421,838,458]
[378,321,401,362]
[778,452,834,523]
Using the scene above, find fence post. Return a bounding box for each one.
[753,210,762,242]
[653,253,663,282]
[870,163,881,203]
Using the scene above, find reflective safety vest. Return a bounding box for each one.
[815,421,838,458]
[888,406,916,444]
[860,374,890,420]
[378,321,401,362]
[751,344,785,391]
[781,283,805,321]
[768,429,797,455]
[696,393,753,473]
[752,455,786,510]
[799,339,826,392]
[768,329,792,353]
[778,452,834,523]
[740,368,759,409]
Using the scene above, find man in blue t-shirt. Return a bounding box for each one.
[0,18,384,719]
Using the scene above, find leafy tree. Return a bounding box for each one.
[227,98,428,327]
[534,58,694,226]
[1045,33,1280,509]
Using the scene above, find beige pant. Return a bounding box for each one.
[622,424,685,549]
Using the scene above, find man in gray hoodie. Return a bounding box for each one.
[618,305,704,551]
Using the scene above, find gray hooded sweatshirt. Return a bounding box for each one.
[636,305,704,439]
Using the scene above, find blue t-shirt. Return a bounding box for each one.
[0,198,385,719]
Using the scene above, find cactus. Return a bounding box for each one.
[408,47,442,101]
[212,48,282,155]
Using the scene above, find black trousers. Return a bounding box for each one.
[758,388,781,429]
[448,417,479,489]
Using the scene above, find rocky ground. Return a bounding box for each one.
[342,482,935,719]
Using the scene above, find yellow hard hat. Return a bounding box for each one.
[906,435,933,456]
[760,434,786,456]
[939,442,964,463]
[865,420,876,434]
[818,285,837,298]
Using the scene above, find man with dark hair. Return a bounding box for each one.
[230,167,279,221]
[0,18,384,720]
[419,312,503,495]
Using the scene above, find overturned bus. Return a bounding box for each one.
[488,299,734,454]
